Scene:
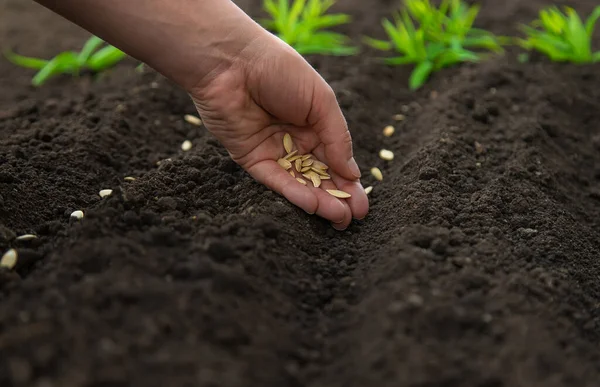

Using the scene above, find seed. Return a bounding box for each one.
[365,186,373,195]
[320,175,331,180]
[284,150,298,160]
[181,140,193,151]
[383,125,395,137]
[326,189,352,198]
[312,160,328,170]
[311,167,329,177]
[184,114,202,126]
[302,173,312,180]
[379,149,394,161]
[308,172,321,188]
[99,189,113,198]
[71,210,84,220]
[301,166,311,173]
[289,170,295,177]
[474,141,485,154]
[124,176,136,181]
[283,133,294,154]
[371,167,383,181]
[393,114,405,121]
[0,249,17,269]
[301,154,312,161]
[278,158,292,170]
[302,159,314,167]
[288,155,302,162]
[16,234,37,241]
[295,158,302,171]
[296,178,307,185]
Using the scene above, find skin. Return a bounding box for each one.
[33,0,369,229]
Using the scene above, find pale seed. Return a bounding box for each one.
[278,158,292,170]
[302,173,312,180]
[320,175,331,180]
[309,172,321,188]
[289,170,295,178]
[99,189,113,198]
[301,166,311,173]
[184,114,202,126]
[383,125,395,137]
[181,140,193,151]
[16,234,37,241]
[283,133,294,154]
[124,176,136,181]
[296,178,307,185]
[312,160,328,170]
[302,159,314,167]
[311,167,329,177]
[71,210,84,219]
[379,149,394,161]
[301,154,312,161]
[295,158,302,171]
[365,186,373,195]
[288,155,302,162]
[326,189,352,198]
[0,249,17,269]
[393,114,405,121]
[284,150,298,160]
[371,167,383,181]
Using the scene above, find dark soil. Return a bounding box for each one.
[2,0,600,386]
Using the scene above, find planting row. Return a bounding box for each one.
[5,0,600,89]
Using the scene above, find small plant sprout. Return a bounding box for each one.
[364,0,503,89]
[519,6,600,63]
[5,35,127,86]
[261,0,357,55]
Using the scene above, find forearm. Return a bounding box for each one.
[34,0,267,90]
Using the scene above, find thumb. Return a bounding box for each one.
[309,81,361,181]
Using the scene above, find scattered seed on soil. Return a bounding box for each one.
[301,154,312,161]
[365,186,373,195]
[308,172,321,188]
[312,160,328,170]
[181,140,193,151]
[301,166,311,173]
[302,159,314,167]
[289,170,295,177]
[0,249,17,269]
[474,141,485,154]
[99,189,113,198]
[124,176,136,181]
[184,114,202,126]
[393,114,405,121]
[71,210,84,220]
[296,178,307,185]
[283,133,294,154]
[383,125,395,137]
[371,167,383,181]
[278,158,292,170]
[379,149,394,161]
[16,234,37,241]
[295,158,302,171]
[326,189,352,198]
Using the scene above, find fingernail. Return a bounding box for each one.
[348,157,361,179]
[332,222,348,231]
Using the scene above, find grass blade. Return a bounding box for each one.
[4,50,49,70]
[77,36,104,65]
[409,60,433,90]
[87,46,126,71]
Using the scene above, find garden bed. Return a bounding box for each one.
[2,0,600,386]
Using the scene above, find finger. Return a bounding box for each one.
[302,178,348,224]
[247,160,318,215]
[317,178,353,230]
[308,82,361,181]
[312,146,369,221]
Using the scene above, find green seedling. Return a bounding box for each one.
[519,6,600,63]
[5,35,127,86]
[364,0,503,90]
[260,0,357,55]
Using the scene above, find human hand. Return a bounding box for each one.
[189,31,369,230]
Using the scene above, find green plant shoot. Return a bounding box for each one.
[519,6,600,63]
[5,36,127,86]
[260,0,357,55]
[364,0,503,90]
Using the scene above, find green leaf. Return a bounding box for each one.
[311,14,351,29]
[32,51,79,86]
[592,51,600,62]
[4,50,49,70]
[409,61,434,90]
[585,6,600,37]
[77,36,104,65]
[363,36,393,51]
[87,46,126,71]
